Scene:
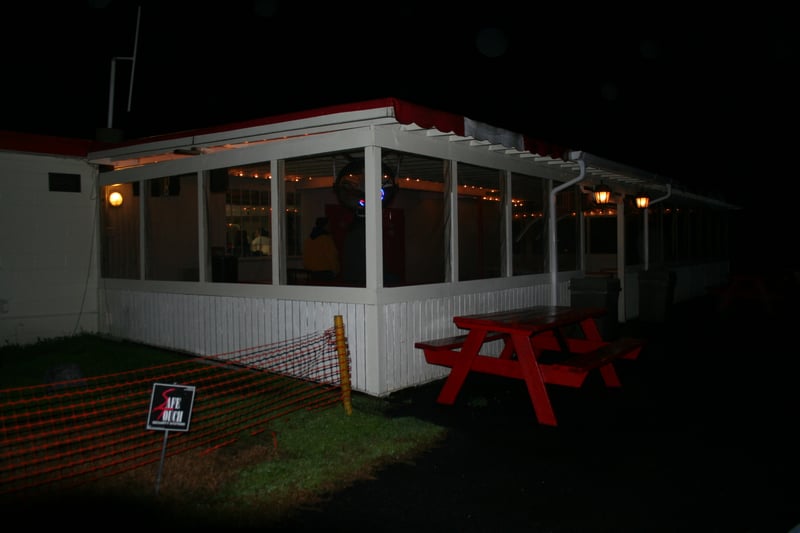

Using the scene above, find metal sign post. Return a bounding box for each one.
[146,382,196,495]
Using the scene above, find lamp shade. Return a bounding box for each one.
[109,191,124,207]
[593,182,612,204]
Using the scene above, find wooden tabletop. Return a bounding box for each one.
[453,306,608,335]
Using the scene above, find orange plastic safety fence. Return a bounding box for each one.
[0,324,352,497]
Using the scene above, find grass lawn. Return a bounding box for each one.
[0,334,447,526]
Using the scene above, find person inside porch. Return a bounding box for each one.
[250,228,271,256]
[303,217,340,281]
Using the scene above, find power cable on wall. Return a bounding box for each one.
[73,167,100,336]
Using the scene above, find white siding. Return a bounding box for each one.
[98,278,571,397]
[91,261,728,397]
[101,288,372,392]
[0,152,99,345]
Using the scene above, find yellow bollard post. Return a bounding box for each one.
[334,315,353,415]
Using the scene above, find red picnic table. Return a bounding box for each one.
[415,306,644,426]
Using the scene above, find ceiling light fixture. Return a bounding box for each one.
[173,147,203,156]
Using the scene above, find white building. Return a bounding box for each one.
[0,98,736,396]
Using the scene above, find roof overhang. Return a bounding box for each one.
[86,97,739,210]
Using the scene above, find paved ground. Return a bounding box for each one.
[276,284,800,532]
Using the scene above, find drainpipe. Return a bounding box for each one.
[549,151,586,305]
[643,183,671,271]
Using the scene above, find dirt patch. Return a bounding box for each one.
[90,432,280,507]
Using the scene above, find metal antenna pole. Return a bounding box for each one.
[106,5,142,129]
[127,5,141,112]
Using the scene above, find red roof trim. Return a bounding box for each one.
[0,98,565,160]
[0,131,97,157]
[390,98,466,136]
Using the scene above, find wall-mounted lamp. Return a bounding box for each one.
[635,193,650,209]
[108,191,124,207]
[593,182,612,204]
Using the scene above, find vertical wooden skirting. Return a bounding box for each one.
[334,315,353,415]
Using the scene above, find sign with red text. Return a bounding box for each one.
[146,383,196,432]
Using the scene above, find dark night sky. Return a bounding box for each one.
[3,1,798,257]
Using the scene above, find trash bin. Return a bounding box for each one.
[569,276,621,340]
[638,269,676,322]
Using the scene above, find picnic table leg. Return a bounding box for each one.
[598,364,622,387]
[580,318,622,387]
[498,334,515,360]
[579,317,602,341]
[512,333,558,426]
[435,330,487,405]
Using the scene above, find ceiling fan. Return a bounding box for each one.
[333,158,399,213]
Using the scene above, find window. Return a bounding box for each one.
[457,163,503,281]
[144,173,199,281]
[101,182,140,279]
[511,173,546,275]
[382,150,448,285]
[48,172,81,193]
[555,186,579,272]
[207,163,272,283]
